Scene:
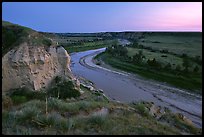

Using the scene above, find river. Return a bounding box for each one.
[70,48,202,128]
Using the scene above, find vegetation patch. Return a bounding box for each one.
[48,78,80,99]
[95,43,202,94]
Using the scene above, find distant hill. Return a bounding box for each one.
[40,31,202,41]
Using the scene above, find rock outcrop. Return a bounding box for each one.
[2,40,78,92]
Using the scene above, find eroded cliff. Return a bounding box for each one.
[2,21,79,92]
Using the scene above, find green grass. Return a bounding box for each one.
[53,36,102,44]
[2,21,52,57]
[48,97,107,114]
[11,96,28,105]
[63,40,115,53]
[131,102,150,117]
[2,24,28,56]
[2,87,201,135]
[8,87,47,104]
[96,52,202,94]
[138,33,202,58]
[65,44,108,53]
[126,47,201,72]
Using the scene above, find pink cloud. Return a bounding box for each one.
[126,2,202,31]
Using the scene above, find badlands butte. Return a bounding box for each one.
[2,21,79,92]
[2,21,202,135]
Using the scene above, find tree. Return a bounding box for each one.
[133,53,142,64]
[139,50,143,56]
[133,50,143,64]
[106,44,128,58]
[147,58,161,69]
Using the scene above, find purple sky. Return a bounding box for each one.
[2,2,202,33]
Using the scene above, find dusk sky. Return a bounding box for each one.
[2,2,202,33]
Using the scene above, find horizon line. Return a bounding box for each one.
[39,30,202,34]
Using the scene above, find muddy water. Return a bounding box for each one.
[70,48,202,128]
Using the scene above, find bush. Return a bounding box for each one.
[11,96,27,105]
[147,58,161,69]
[87,115,107,127]
[132,103,149,117]
[133,53,142,64]
[9,87,46,101]
[48,80,80,99]
[42,38,52,46]
[34,112,59,128]
[106,44,128,57]
[17,106,40,124]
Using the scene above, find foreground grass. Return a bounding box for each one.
[95,52,202,94]
[2,84,201,135]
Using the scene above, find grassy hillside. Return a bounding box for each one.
[2,21,52,57]
[2,78,201,135]
[137,32,202,58]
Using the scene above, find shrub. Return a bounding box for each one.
[47,97,79,113]
[87,115,107,127]
[48,80,80,99]
[147,58,162,69]
[17,105,40,124]
[20,100,44,110]
[106,44,128,57]
[55,117,75,132]
[34,112,58,128]
[132,103,149,117]
[9,87,46,101]
[11,96,27,105]
[42,38,52,46]
[133,53,141,64]
[9,87,33,98]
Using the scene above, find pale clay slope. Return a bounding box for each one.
[2,42,79,92]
